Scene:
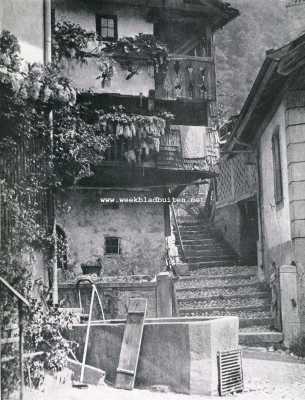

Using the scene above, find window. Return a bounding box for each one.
[96,15,118,41]
[105,236,120,255]
[272,128,283,205]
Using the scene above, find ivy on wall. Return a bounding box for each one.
[0,23,171,393]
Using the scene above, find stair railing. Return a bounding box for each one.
[170,204,185,261]
[0,277,30,400]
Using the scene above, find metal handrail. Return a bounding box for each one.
[0,276,30,400]
[170,204,185,261]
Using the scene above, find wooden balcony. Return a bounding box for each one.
[80,92,208,126]
[155,55,216,102]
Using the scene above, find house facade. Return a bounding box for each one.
[52,0,239,279]
[215,26,305,340]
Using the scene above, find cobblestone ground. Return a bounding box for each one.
[23,353,305,400]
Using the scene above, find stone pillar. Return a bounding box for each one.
[156,272,173,317]
[286,90,305,331]
[279,265,301,346]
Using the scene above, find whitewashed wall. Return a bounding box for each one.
[54,0,155,96]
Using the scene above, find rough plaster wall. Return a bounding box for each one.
[54,0,154,95]
[0,0,44,63]
[259,103,292,278]
[214,204,241,257]
[56,190,165,276]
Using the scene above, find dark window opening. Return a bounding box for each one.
[105,236,120,255]
[272,128,283,205]
[96,15,118,41]
[56,225,68,269]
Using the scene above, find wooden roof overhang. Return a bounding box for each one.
[93,0,239,31]
[225,34,305,153]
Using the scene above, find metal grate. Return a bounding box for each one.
[217,349,244,396]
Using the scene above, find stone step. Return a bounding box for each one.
[181,248,236,256]
[176,228,215,235]
[180,238,216,245]
[177,295,270,309]
[239,332,283,347]
[180,242,232,250]
[187,265,258,276]
[240,317,273,328]
[179,308,272,321]
[176,286,269,299]
[178,272,256,283]
[176,276,259,290]
[176,291,269,302]
[175,262,255,276]
[180,260,238,269]
[180,233,217,240]
[185,255,238,263]
[179,304,270,316]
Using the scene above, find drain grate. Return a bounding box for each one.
[217,349,244,396]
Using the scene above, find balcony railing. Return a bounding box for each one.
[155,55,216,102]
[102,128,219,173]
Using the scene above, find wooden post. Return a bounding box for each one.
[156,272,173,317]
[18,300,24,400]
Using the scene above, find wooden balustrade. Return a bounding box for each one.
[155,55,215,102]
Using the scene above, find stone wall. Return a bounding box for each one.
[68,316,239,395]
[214,203,241,256]
[286,90,305,328]
[59,280,158,319]
[259,102,293,280]
[53,0,154,96]
[59,272,177,319]
[56,189,166,277]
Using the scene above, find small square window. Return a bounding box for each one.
[96,15,118,42]
[105,236,120,255]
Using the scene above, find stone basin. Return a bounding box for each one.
[69,315,239,395]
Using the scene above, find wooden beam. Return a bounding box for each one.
[115,298,147,390]
[169,54,213,63]
[0,278,30,307]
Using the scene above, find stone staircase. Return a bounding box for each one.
[174,220,283,347]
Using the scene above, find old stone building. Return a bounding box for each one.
[216,27,305,343]
[52,0,238,279]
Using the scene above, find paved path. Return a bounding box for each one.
[22,353,305,400]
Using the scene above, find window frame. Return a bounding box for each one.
[104,236,121,255]
[96,14,118,42]
[272,127,283,206]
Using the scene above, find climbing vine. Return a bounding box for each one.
[52,21,169,85]
[0,23,172,393]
